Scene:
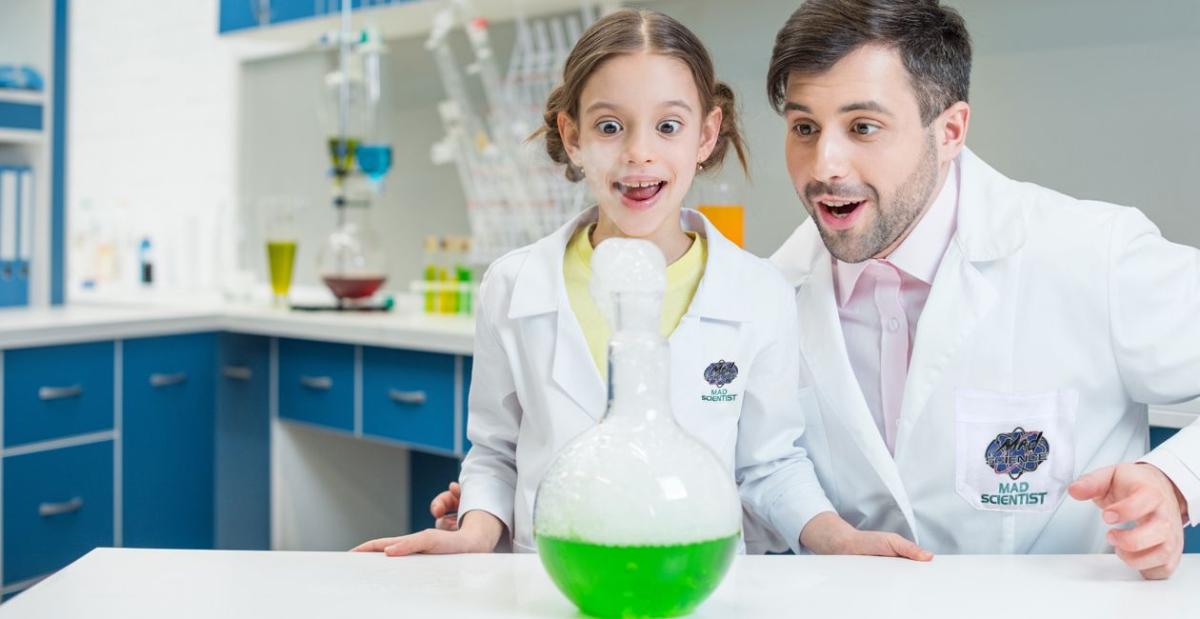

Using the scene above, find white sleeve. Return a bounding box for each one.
[735,276,835,553]
[457,273,523,539]
[1107,207,1200,526]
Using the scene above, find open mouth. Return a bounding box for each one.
[615,180,667,206]
[820,199,866,219]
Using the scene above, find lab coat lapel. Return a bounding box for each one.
[509,208,607,421]
[789,229,917,533]
[894,148,1024,452]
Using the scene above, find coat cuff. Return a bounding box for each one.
[458,475,517,543]
[764,484,836,555]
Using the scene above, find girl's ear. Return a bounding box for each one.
[697,105,722,165]
[557,111,582,167]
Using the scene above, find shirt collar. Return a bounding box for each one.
[835,160,960,307]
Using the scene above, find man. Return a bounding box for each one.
[767,0,1198,579]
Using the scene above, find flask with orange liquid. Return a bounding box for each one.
[696,181,744,248]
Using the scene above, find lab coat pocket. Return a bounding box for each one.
[954,389,1077,513]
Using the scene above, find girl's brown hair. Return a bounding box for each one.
[533,9,748,182]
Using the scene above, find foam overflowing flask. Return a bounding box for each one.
[533,238,741,618]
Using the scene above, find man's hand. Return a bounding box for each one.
[1069,463,1186,580]
[431,481,462,531]
[350,510,504,556]
[799,511,933,561]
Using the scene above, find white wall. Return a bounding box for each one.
[67,0,240,294]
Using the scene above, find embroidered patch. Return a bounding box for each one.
[703,360,738,388]
[984,427,1049,480]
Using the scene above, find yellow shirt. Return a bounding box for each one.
[563,223,707,378]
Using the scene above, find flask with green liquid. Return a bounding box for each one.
[533,238,741,619]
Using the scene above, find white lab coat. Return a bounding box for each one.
[771,148,1200,553]
[459,207,832,553]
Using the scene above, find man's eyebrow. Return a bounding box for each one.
[783,101,811,113]
[839,100,892,116]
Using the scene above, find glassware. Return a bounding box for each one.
[317,205,387,304]
[696,181,744,248]
[533,238,741,619]
[263,200,301,308]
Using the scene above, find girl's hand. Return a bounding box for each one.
[350,511,505,556]
[431,481,462,531]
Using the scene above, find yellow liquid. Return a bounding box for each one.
[697,205,745,248]
[266,240,297,296]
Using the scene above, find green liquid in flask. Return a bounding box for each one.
[536,533,738,618]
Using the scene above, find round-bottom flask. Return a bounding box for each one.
[533,238,741,618]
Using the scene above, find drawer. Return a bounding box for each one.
[278,339,354,432]
[4,441,114,584]
[4,341,114,447]
[362,347,455,452]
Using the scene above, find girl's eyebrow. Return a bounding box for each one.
[583,100,694,114]
[584,101,622,114]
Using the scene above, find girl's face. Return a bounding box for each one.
[559,52,722,241]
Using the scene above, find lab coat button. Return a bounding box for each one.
[888,317,900,332]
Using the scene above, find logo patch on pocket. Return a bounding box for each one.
[984,427,1049,480]
[703,360,738,387]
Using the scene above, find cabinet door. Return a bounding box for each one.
[215,334,270,550]
[4,341,114,448]
[122,333,216,549]
[3,440,114,585]
[461,356,472,455]
[362,347,455,452]
[1149,427,1199,553]
[218,0,273,33]
[278,339,354,433]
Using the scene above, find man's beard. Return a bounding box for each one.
[805,132,940,263]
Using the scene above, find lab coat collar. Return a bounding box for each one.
[507,206,752,323]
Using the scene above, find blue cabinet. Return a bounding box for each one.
[362,347,456,453]
[4,341,113,448]
[461,357,472,454]
[218,0,373,34]
[3,440,113,585]
[122,333,216,549]
[278,338,354,432]
[1150,427,1199,553]
[215,334,270,550]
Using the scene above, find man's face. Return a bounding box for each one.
[783,44,944,263]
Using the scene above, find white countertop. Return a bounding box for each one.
[0,302,475,355]
[1,549,1196,618]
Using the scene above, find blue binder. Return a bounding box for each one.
[0,164,31,308]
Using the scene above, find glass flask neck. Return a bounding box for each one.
[604,291,672,423]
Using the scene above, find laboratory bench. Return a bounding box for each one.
[0,301,1195,601]
[0,301,473,598]
[1,548,1197,618]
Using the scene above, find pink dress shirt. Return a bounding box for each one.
[835,162,960,454]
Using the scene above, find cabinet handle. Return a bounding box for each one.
[38,385,83,401]
[39,497,84,517]
[388,389,427,406]
[149,372,188,388]
[221,366,253,381]
[300,376,333,391]
[253,0,271,25]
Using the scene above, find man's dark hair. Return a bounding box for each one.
[767,0,972,125]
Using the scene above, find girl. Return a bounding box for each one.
[355,8,835,556]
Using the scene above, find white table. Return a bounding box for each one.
[1,549,1196,618]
